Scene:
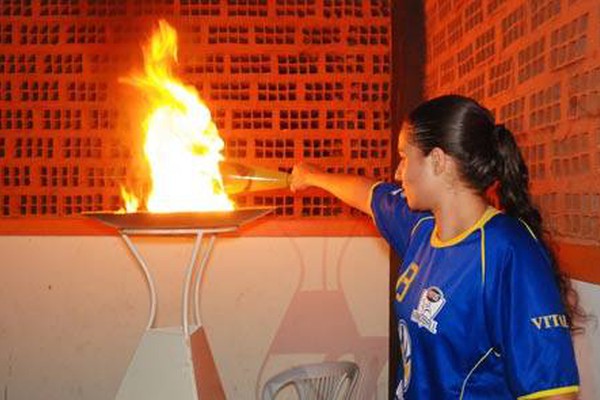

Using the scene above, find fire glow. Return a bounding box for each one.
[121,20,234,213]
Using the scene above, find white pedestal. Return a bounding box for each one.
[85,209,270,400]
[114,229,230,400]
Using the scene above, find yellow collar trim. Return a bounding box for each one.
[431,207,500,248]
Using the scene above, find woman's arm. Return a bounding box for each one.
[290,163,377,216]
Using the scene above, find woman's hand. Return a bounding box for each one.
[290,162,323,192]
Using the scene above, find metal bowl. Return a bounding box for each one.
[82,208,272,231]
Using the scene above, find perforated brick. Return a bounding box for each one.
[275,0,315,17]
[0,0,392,232]
[424,0,600,245]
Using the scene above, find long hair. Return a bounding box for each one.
[407,94,586,333]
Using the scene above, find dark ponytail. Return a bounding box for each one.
[493,124,587,333]
[492,124,536,221]
[408,94,587,333]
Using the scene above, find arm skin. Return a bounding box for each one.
[290,163,377,217]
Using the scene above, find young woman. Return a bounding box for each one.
[291,95,582,399]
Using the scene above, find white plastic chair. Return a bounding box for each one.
[261,361,360,400]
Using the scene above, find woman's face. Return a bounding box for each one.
[395,128,436,210]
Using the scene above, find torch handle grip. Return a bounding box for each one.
[220,161,290,194]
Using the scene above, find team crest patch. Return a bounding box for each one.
[410,286,446,334]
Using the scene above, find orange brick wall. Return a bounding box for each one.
[422,0,600,282]
[0,0,391,235]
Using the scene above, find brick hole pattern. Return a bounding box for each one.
[0,0,392,232]
[424,0,600,244]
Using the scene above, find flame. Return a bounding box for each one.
[119,186,140,213]
[121,20,234,212]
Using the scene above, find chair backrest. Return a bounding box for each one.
[261,361,359,400]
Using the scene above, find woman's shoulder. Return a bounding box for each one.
[482,213,559,300]
[483,212,544,254]
[482,212,553,277]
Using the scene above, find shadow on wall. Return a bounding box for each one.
[257,289,387,399]
[253,237,388,399]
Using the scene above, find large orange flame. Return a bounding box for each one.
[121,20,234,212]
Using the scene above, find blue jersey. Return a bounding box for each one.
[370,182,579,400]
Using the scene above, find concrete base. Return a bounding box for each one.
[115,326,225,400]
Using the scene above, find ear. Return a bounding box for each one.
[429,147,446,175]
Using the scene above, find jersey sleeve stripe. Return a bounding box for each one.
[368,181,385,223]
[459,347,496,400]
[517,218,539,241]
[410,216,434,237]
[517,385,579,399]
[480,227,486,286]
